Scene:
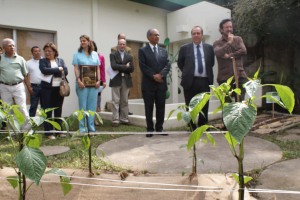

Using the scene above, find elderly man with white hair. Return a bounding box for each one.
[0,38,32,135]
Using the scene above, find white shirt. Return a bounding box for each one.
[27,57,42,84]
[193,42,207,77]
[149,43,158,54]
[51,61,61,87]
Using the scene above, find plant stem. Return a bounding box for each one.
[193,145,197,174]
[18,171,22,200]
[86,115,92,174]
[238,139,245,200]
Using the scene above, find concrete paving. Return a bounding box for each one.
[96,133,282,174]
[277,134,300,141]
[40,146,70,156]
[286,128,300,134]
[256,158,300,200]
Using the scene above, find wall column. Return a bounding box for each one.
[92,0,99,44]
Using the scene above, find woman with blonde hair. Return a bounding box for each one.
[72,35,100,132]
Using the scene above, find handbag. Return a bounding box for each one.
[59,70,70,97]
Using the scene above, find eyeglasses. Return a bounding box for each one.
[7,44,15,47]
[44,50,53,53]
[151,34,160,36]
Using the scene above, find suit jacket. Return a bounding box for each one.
[109,50,134,88]
[111,46,132,55]
[39,57,68,88]
[138,44,170,91]
[177,42,215,90]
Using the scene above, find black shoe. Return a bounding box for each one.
[146,134,153,137]
[157,130,168,136]
[128,112,133,115]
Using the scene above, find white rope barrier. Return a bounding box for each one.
[1,176,300,194]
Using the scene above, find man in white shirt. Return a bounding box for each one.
[26,46,42,117]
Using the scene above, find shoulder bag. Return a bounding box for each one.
[59,70,70,97]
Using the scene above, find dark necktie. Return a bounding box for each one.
[153,46,158,61]
[197,45,203,74]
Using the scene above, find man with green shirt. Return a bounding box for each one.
[0,38,31,133]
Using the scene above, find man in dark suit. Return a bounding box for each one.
[177,26,215,130]
[109,39,134,127]
[138,28,170,137]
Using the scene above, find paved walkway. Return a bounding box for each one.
[96,133,282,174]
[256,158,300,200]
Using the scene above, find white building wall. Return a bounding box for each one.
[0,0,169,117]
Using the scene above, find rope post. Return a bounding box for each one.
[86,115,92,174]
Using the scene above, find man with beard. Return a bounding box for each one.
[213,19,247,102]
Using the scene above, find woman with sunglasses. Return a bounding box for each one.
[39,42,68,139]
[72,35,100,133]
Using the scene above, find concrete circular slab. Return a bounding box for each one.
[40,146,70,156]
[256,158,300,200]
[277,134,300,141]
[286,128,300,134]
[96,133,282,174]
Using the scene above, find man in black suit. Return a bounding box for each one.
[138,28,170,137]
[177,26,215,130]
[109,39,134,127]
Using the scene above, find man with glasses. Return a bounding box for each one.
[213,19,247,102]
[138,29,170,137]
[0,38,31,134]
[26,46,43,117]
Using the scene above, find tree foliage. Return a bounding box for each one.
[232,0,300,45]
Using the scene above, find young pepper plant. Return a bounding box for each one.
[186,67,294,200]
[0,103,72,200]
[68,109,102,174]
[168,102,216,175]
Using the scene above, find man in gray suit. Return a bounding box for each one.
[177,26,215,130]
[109,39,134,127]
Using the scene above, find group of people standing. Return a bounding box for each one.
[0,18,247,139]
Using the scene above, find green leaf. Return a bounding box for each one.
[223,103,256,144]
[253,66,260,80]
[265,84,295,114]
[68,112,79,126]
[260,71,277,79]
[227,76,234,85]
[205,133,215,146]
[182,170,187,176]
[44,168,72,196]
[232,174,253,184]
[0,111,5,129]
[233,88,241,95]
[45,107,57,113]
[16,146,47,186]
[45,120,61,131]
[95,112,103,125]
[179,144,187,149]
[181,112,191,124]
[178,87,181,94]
[10,118,21,132]
[26,134,42,148]
[187,125,211,151]
[100,149,105,158]
[244,79,261,98]
[164,38,170,46]
[70,130,79,141]
[77,113,84,122]
[87,111,95,117]
[168,109,176,120]
[211,103,228,115]
[31,117,45,126]
[223,132,238,149]
[6,176,18,189]
[198,159,204,164]
[82,134,90,150]
[177,112,182,121]
[189,93,211,123]
[260,95,286,109]
[200,139,207,144]
[13,108,25,126]
[60,176,72,196]
[11,105,22,108]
